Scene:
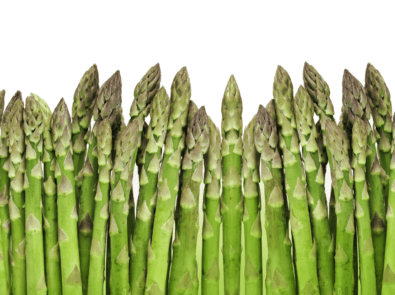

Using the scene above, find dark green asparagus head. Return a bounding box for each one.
[96,118,113,167]
[169,67,191,130]
[352,118,367,166]
[51,99,72,157]
[315,121,328,166]
[303,62,334,118]
[149,87,171,149]
[185,106,209,156]
[0,90,5,124]
[254,105,279,158]
[1,91,22,141]
[242,116,259,193]
[187,100,198,126]
[265,99,277,123]
[221,75,243,139]
[130,63,161,121]
[72,64,99,134]
[206,117,221,177]
[8,99,25,168]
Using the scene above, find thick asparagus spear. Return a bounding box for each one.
[383,113,395,293]
[8,93,27,295]
[42,103,62,294]
[324,119,355,295]
[294,86,334,294]
[242,116,262,295]
[273,66,319,294]
[342,69,387,294]
[51,99,82,295]
[255,105,296,294]
[130,87,170,295]
[168,107,209,295]
[221,75,243,295]
[201,118,221,295]
[24,94,51,294]
[352,117,376,294]
[144,67,191,294]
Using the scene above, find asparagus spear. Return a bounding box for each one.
[352,117,376,294]
[220,75,243,295]
[42,103,62,294]
[201,118,221,295]
[130,87,170,295]
[24,94,51,294]
[255,105,296,294]
[8,93,27,295]
[144,67,191,294]
[294,86,334,294]
[51,99,82,295]
[273,66,319,294]
[168,107,209,295]
[242,116,262,295]
[0,225,7,295]
[342,69,387,294]
[383,113,395,293]
[324,119,355,295]
[365,63,392,201]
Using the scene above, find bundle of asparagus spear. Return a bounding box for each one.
[0,62,394,295]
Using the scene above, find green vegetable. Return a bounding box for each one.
[168,107,209,295]
[145,67,191,294]
[51,99,82,295]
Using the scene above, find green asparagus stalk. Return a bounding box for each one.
[144,67,191,294]
[324,119,355,295]
[0,224,7,295]
[221,75,243,295]
[294,86,334,294]
[24,94,51,294]
[352,117,376,294]
[8,93,27,295]
[255,105,296,294]
[72,64,99,180]
[168,107,209,295]
[130,87,170,295]
[86,118,113,295]
[242,116,262,295]
[383,113,395,293]
[201,118,221,295]
[42,103,62,294]
[51,99,82,295]
[342,69,387,294]
[79,70,122,293]
[273,66,319,294]
[365,63,392,200]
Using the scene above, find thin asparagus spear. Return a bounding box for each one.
[144,67,191,294]
[24,94,51,294]
[294,86,334,294]
[201,118,221,295]
[242,116,262,295]
[255,105,296,294]
[221,75,243,295]
[352,117,376,294]
[168,107,209,295]
[324,119,355,295]
[51,99,82,295]
[130,87,170,295]
[0,225,7,295]
[8,93,27,295]
[42,104,62,294]
[273,66,319,294]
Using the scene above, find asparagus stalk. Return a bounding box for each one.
[86,118,113,295]
[221,75,243,295]
[383,113,395,293]
[144,67,191,294]
[201,118,221,295]
[51,99,82,295]
[324,119,355,295]
[342,69,387,294]
[273,66,319,293]
[242,116,262,295]
[168,107,209,295]
[365,63,392,201]
[352,117,376,294]
[8,93,27,295]
[294,86,334,294]
[255,105,296,294]
[24,94,51,294]
[42,103,62,294]
[130,87,170,295]
[0,224,7,295]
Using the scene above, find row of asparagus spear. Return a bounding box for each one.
[0,61,394,295]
